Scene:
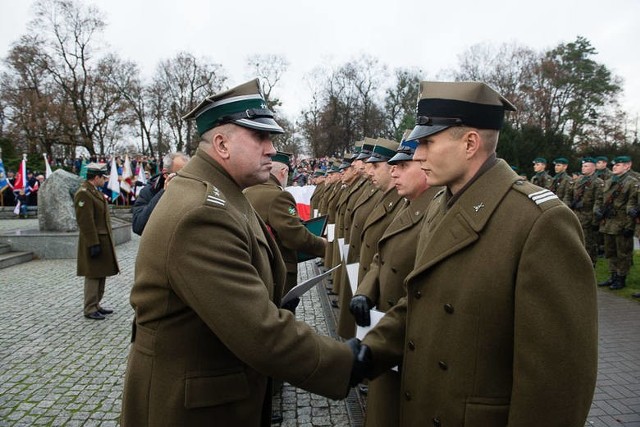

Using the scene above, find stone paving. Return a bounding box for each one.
[0,219,356,426]
[1,218,639,426]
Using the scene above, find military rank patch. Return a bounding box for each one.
[288,205,297,216]
[205,185,226,207]
[528,189,558,205]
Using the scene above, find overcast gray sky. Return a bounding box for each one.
[1,0,639,129]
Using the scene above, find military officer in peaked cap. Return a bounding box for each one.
[121,79,368,426]
[244,150,327,299]
[74,162,119,320]
[350,131,442,427]
[360,81,597,426]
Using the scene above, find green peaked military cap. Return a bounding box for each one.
[532,157,547,164]
[86,162,108,176]
[313,169,325,177]
[553,157,568,165]
[581,157,596,164]
[612,155,632,164]
[271,151,292,165]
[367,138,400,163]
[353,139,364,154]
[183,78,284,136]
[408,81,516,141]
[389,129,419,165]
[356,137,377,160]
[595,156,608,162]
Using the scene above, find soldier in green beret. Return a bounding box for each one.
[596,156,639,290]
[564,157,605,266]
[595,156,613,181]
[551,157,573,202]
[530,157,553,189]
[360,81,597,426]
[121,79,367,426]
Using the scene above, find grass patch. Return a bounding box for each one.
[595,252,640,301]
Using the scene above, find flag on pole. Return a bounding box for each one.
[13,154,28,195]
[44,153,53,178]
[107,157,120,202]
[120,153,133,194]
[0,152,8,192]
[79,158,88,180]
[137,164,147,185]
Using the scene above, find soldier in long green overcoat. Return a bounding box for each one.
[74,163,119,320]
[361,81,597,427]
[120,80,364,427]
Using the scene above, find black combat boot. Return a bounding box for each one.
[610,275,626,290]
[598,273,616,287]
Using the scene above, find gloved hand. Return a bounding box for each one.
[89,244,102,258]
[281,297,300,313]
[628,207,640,219]
[622,228,635,238]
[349,295,373,327]
[594,209,604,222]
[345,338,372,387]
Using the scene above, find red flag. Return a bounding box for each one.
[13,157,27,194]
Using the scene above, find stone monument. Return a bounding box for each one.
[38,169,83,232]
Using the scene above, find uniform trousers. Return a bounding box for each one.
[84,277,106,315]
[583,226,599,267]
[604,234,634,275]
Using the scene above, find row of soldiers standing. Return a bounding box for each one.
[530,155,639,292]
[308,134,441,426]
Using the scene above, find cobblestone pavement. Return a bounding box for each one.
[0,219,356,426]
[1,219,639,426]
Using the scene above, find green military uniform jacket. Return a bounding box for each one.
[355,186,440,427]
[244,174,326,293]
[564,173,605,228]
[347,184,382,262]
[338,188,404,339]
[310,181,326,213]
[550,171,572,202]
[323,181,343,269]
[530,170,552,189]
[596,171,638,235]
[363,160,597,427]
[121,150,352,427]
[74,181,119,278]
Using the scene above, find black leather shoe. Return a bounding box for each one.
[330,300,339,308]
[327,290,337,295]
[271,413,283,424]
[632,292,640,298]
[84,311,105,320]
[358,384,369,395]
[98,307,114,315]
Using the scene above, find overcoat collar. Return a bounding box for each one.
[363,188,403,230]
[410,159,520,279]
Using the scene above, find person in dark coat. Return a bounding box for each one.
[74,163,120,320]
[131,152,189,235]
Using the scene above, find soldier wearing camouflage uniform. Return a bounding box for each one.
[595,156,638,290]
[564,157,605,267]
[530,157,553,189]
[550,157,573,202]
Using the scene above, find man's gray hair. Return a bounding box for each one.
[163,152,189,172]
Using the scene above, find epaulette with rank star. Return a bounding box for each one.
[203,184,226,208]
